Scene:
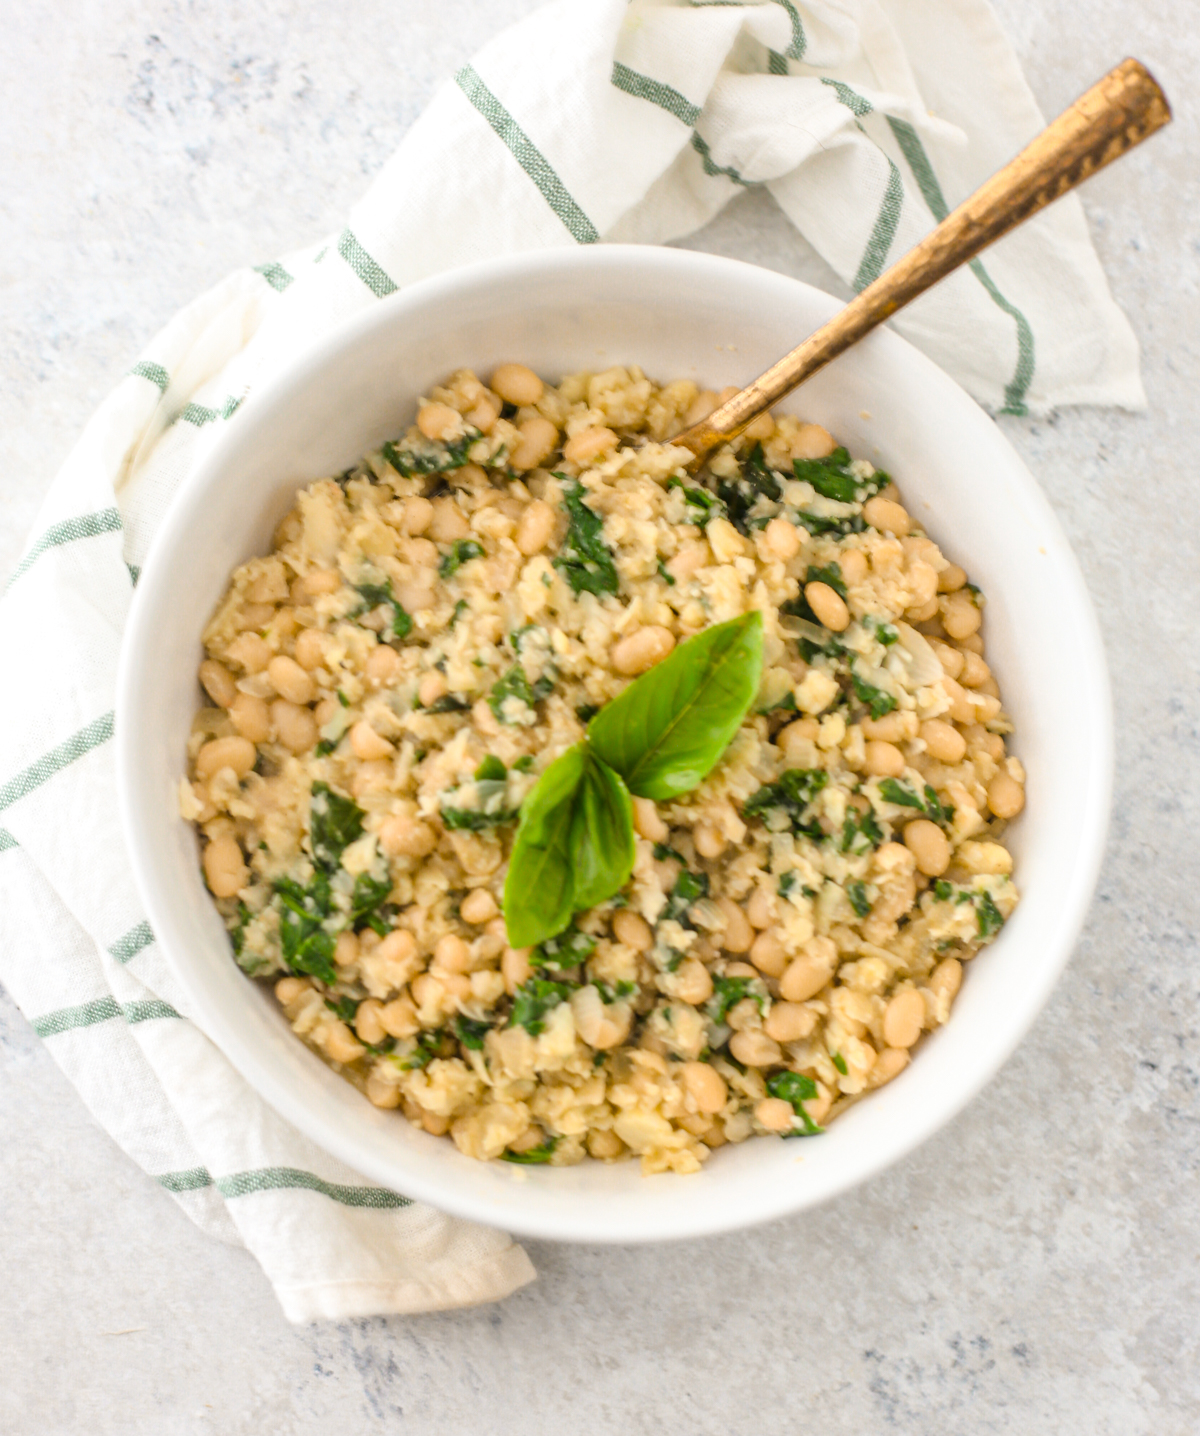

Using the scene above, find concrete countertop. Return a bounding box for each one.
[2,2,1197,1431]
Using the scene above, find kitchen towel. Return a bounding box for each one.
[0,0,1141,1322]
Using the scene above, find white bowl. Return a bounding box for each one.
[117,246,1111,1243]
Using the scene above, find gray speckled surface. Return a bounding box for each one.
[2,2,1198,1432]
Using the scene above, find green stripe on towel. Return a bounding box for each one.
[336,229,399,299]
[6,508,123,588]
[886,115,1035,414]
[253,260,295,292]
[109,921,154,964]
[610,62,701,127]
[0,711,115,813]
[32,996,180,1038]
[129,360,170,392]
[216,1167,411,1208]
[454,65,600,244]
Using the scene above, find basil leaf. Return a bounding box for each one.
[570,753,635,912]
[502,744,587,948]
[587,611,763,801]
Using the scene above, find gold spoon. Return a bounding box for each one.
[674,57,1170,464]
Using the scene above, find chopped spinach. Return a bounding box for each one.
[593,979,636,1005]
[663,868,710,925]
[310,782,366,869]
[512,755,534,773]
[759,690,798,716]
[840,804,884,854]
[806,563,848,600]
[438,538,484,579]
[851,671,897,719]
[667,475,726,525]
[767,1070,823,1135]
[656,560,677,586]
[794,510,867,539]
[976,890,1005,937]
[275,874,338,985]
[864,615,899,646]
[532,924,597,971]
[553,478,619,596]
[778,871,816,902]
[425,693,471,714]
[575,703,601,724]
[878,778,954,826]
[395,1029,445,1070]
[449,598,469,628]
[744,768,828,837]
[509,978,575,1035]
[715,443,782,534]
[325,995,361,1024]
[381,430,478,476]
[350,871,392,933]
[707,975,764,1026]
[831,1051,848,1076]
[933,879,954,901]
[354,579,412,640]
[846,879,872,918]
[791,447,884,504]
[476,755,507,782]
[489,663,555,722]
[453,1014,493,1050]
[502,1137,559,1165]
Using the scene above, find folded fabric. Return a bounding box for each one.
[0,0,1140,1322]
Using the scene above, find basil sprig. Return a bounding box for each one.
[503,744,635,948]
[588,610,763,801]
[502,613,763,948]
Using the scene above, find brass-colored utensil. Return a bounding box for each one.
[675,57,1170,463]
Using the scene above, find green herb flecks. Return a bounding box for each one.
[438,539,484,580]
[553,478,618,596]
[851,670,897,719]
[667,475,726,525]
[663,868,710,926]
[425,693,471,715]
[453,1015,493,1051]
[310,782,365,869]
[707,975,765,1027]
[381,429,479,477]
[767,1070,824,1135]
[354,579,412,641]
[325,995,361,1024]
[743,768,828,839]
[502,1137,559,1164]
[831,1052,848,1076]
[846,880,872,918]
[976,890,1006,937]
[394,1029,445,1070]
[489,663,554,723]
[532,924,597,972]
[840,804,884,854]
[716,443,782,534]
[509,978,576,1036]
[878,778,954,826]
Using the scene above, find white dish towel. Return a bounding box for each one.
[0,0,1141,1322]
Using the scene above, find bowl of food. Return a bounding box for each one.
[116,245,1111,1242]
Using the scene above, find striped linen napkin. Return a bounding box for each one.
[0,0,1140,1322]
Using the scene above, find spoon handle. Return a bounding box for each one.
[675,57,1170,460]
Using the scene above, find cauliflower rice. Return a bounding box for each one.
[183,361,1024,1174]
